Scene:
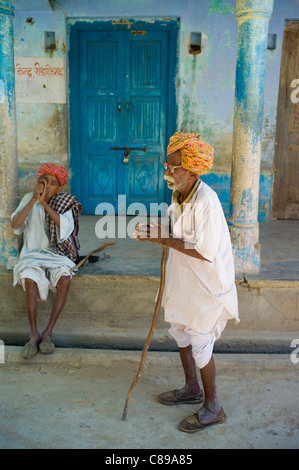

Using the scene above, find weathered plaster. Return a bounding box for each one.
[15,57,66,103]
[207,0,235,15]
[229,0,274,273]
[178,17,236,172]
[0,0,19,262]
[16,103,68,198]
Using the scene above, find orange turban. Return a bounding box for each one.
[36,162,68,186]
[167,132,214,175]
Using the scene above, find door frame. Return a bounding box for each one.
[272,19,299,220]
[67,18,179,212]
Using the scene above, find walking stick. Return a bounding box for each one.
[69,242,115,273]
[122,243,168,421]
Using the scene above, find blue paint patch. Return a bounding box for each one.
[0,2,15,117]
[234,16,270,151]
[0,221,18,264]
[258,172,273,222]
[0,79,4,103]
[201,172,273,222]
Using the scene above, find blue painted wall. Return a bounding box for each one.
[12,0,299,221]
[202,172,273,222]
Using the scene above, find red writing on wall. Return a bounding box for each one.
[15,62,64,78]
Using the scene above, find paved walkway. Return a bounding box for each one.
[77,217,299,280]
[1,348,298,449]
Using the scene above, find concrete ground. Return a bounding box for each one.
[1,347,298,450]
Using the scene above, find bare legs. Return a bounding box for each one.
[41,275,70,343]
[24,275,71,348]
[199,356,221,423]
[25,278,39,347]
[178,345,221,423]
[177,345,202,398]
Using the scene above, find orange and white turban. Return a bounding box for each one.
[36,162,68,186]
[167,132,214,175]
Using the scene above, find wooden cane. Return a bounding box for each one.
[122,243,168,421]
[69,242,115,273]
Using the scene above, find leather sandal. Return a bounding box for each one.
[21,343,38,359]
[39,340,55,354]
[158,389,204,406]
[178,407,226,433]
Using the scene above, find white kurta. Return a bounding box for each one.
[11,192,76,300]
[161,181,239,336]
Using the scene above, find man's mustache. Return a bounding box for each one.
[164,175,176,184]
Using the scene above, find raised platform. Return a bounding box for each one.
[1,217,298,353]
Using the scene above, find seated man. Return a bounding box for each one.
[11,162,82,359]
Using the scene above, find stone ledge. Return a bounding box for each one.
[1,326,295,354]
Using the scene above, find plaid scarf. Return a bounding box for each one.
[46,191,82,262]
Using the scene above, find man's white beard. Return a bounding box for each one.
[164,175,178,190]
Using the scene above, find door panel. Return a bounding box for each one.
[69,21,177,214]
[88,97,117,142]
[130,40,161,89]
[125,33,167,210]
[128,156,159,199]
[79,30,125,212]
[88,154,117,198]
[88,41,118,89]
[130,97,161,141]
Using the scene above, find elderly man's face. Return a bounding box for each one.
[164,150,195,191]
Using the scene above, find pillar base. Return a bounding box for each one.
[229,223,261,274]
[0,220,19,265]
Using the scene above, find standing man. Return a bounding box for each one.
[135,132,239,432]
[11,162,82,359]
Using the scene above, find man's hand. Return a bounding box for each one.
[33,178,45,202]
[134,218,211,262]
[38,182,48,206]
[32,177,61,227]
[133,219,170,244]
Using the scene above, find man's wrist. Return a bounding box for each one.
[40,200,48,209]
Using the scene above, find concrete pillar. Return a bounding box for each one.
[0,0,19,264]
[229,0,274,274]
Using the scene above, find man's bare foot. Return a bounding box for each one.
[40,330,52,343]
[39,330,55,354]
[26,332,40,347]
[22,333,39,359]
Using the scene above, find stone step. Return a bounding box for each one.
[1,325,295,354]
[1,269,298,354]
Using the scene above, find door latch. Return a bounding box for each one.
[123,148,130,163]
[110,146,147,164]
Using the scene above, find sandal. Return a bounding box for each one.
[178,407,226,433]
[21,343,38,359]
[39,340,55,354]
[158,389,204,406]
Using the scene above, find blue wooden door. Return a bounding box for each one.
[69,21,178,214]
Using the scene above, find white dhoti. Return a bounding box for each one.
[19,265,73,301]
[168,317,227,369]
